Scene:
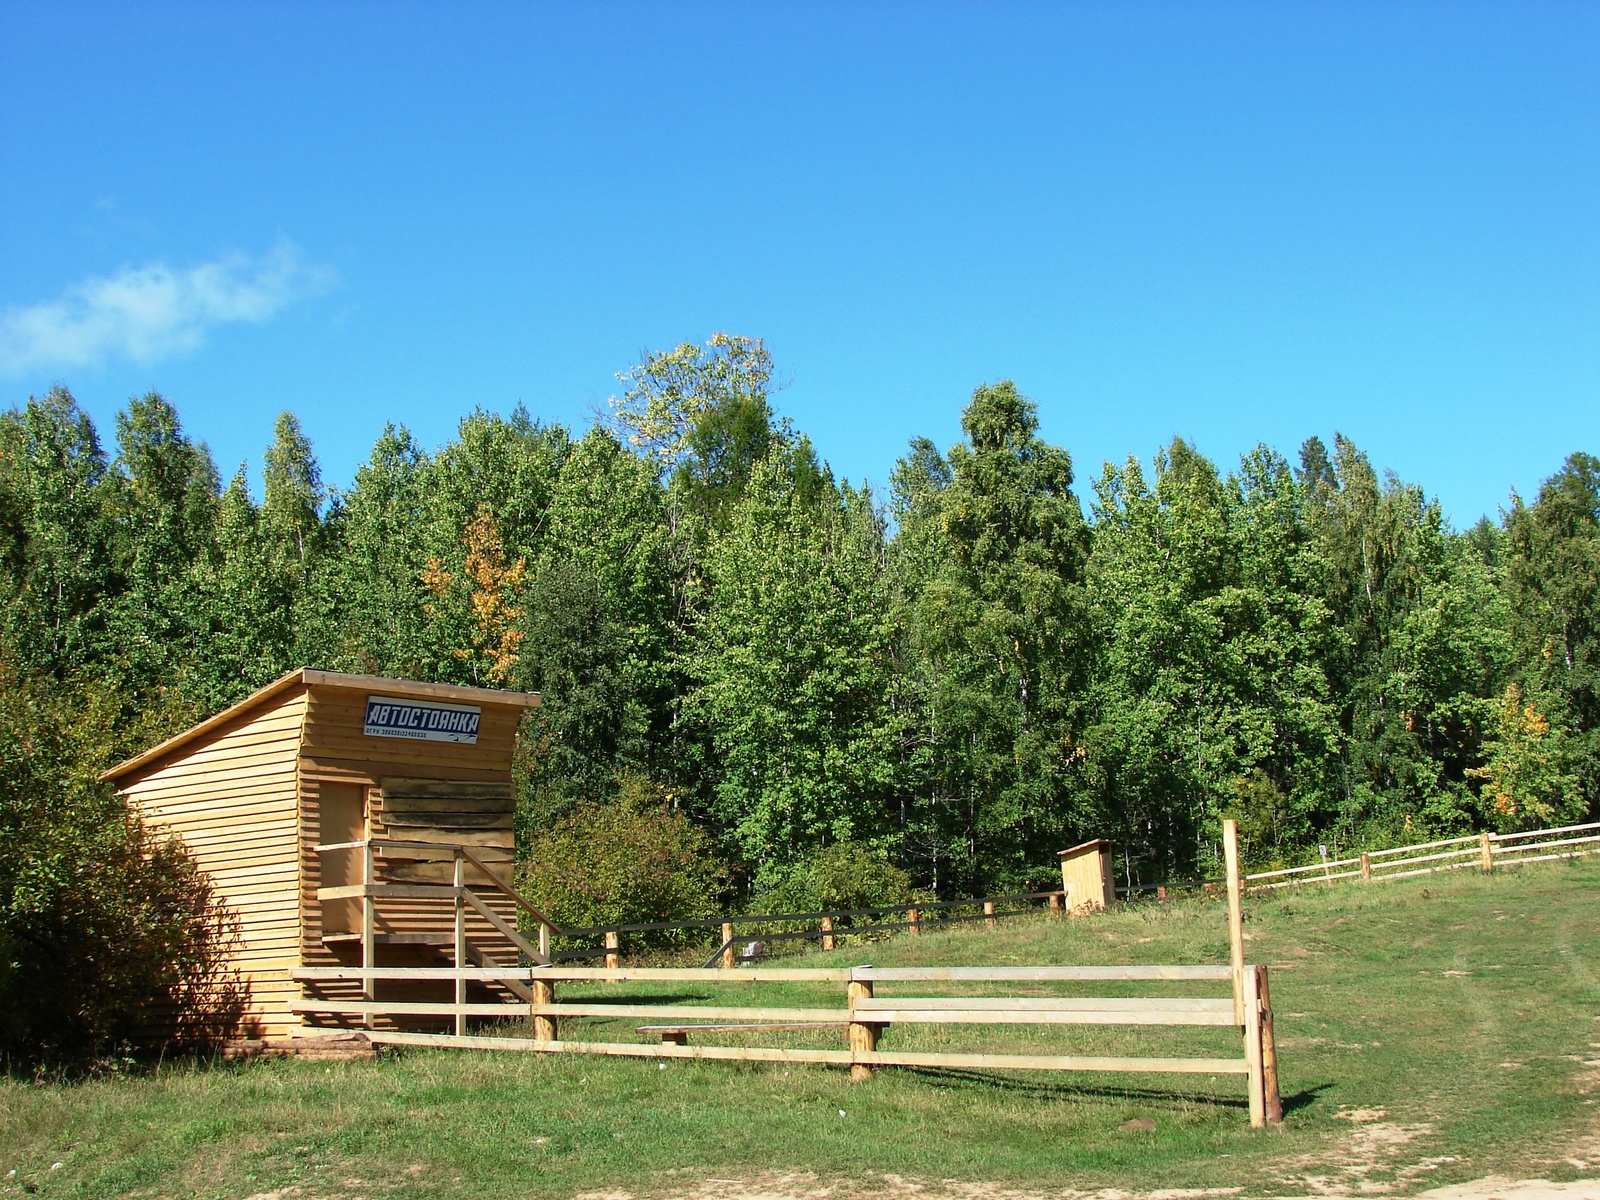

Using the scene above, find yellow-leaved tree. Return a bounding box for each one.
[1467,683,1578,832]
[422,505,527,686]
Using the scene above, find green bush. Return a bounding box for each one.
[517,775,731,949]
[0,667,242,1068]
[749,841,913,917]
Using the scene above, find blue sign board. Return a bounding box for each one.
[363,695,481,744]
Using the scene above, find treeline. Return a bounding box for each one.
[4,334,1598,920]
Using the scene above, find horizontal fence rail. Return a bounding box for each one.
[1243,821,1600,892]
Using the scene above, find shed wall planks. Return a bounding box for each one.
[120,687,307,1039]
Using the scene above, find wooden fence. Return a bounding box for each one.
[550,890,1081,968]
[1243,820,1600,892]
[292,961,1283,1127]
[295,819,1284,1128]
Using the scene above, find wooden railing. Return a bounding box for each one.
[544,891,1080,968]
[1243,820,1600,892]
[313,837,560,1033]
[289,961,1284,1127]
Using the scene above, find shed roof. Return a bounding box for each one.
[100,668,541,784]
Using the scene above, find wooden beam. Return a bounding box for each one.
[851,965,1234,982]
[851,996,1235,1012]
[294,965,538,981]
[461,889,547,965]
[362,1031,1252,1076]
[465,944,535,1004]
[1258,965,1283,1125]
[453,855,467,1037]
[532,977,556,1044]
[380,779,515,803]
[527,1004,853,1022]
[848,1008,1236,1027]
[848,978,877,1081]
[291,1001,852,1022]
[1224,819,1245,1027]
[637,1022,848,1034]
[1244,965,1265,1128]
[528,967,855,983]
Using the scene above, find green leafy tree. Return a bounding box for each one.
[681,455,901,887]
[518,428,676,822]
[103,393,221,696]
[327,425,433,676]
[517,775,729,948]
[0,388,119,677]
[894,382,1091,894]
[1504,453,1600,815]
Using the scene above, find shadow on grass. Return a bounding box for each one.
[896,1067,1334,1119]
[559,993,716,1006]
[1281,1082,1333,1115]
[894,1065,1252,1110]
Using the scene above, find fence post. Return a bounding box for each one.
[1224,819,1246,1028]
[605,930,620,971]
[847,977,877,1080]
[1157,886,1167,903]
[1360,851,1372,882]
[1480,830,1494,873]
[362,839,375,1030]
[983,900,995,930]
[720,922,735,969]
[908,906,920,936]
[453,851,467,1037]
[1049,892,1064,918]
[532,977,556,1044]
[538,921,551,963]
[1257,965,1282,1124]
[821,915,836,952]
[1244,965,1266,1129]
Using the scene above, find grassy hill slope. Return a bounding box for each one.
[5,856,1600,1199]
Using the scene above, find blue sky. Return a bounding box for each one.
[1,2,1596,526]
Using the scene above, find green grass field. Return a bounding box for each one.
[5,856,1600,1199]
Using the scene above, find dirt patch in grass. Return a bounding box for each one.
[579,1173,1250,1200]
[569,1173,1600,1200]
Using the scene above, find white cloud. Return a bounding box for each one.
[0,240,334,375]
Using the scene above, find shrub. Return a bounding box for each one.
[517,775,731,949]
[0,666,242,1067]
[750,841,913,917]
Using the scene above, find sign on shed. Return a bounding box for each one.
[364,695,482,744]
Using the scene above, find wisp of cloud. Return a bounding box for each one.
[0,240,334,375]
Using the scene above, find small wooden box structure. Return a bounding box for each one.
[101,669,540,1040]
[1058,839,1116,914]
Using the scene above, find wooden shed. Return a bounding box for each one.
[1057,839,1116,914]
[101,668,542,1041]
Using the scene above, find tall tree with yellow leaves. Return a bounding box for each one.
[422,504,528,686]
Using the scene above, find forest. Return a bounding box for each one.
[2,333,1597,1059]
